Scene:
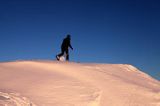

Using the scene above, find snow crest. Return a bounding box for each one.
[0,60,160,106]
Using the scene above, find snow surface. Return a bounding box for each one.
[0,60,160,106]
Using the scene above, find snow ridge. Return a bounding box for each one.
[0,60,159,106]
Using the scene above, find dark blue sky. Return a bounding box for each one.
[0,0,160,80]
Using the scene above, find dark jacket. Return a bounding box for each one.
[61,37,73,50]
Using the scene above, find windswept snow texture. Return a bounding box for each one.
[0,61,160,106]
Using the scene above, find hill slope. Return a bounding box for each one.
[0,61,160,106]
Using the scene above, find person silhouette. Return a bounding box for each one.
[56,34,73,61]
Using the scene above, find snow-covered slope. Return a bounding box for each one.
[0,61,159,106]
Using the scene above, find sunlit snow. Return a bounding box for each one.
[0,61,159,106]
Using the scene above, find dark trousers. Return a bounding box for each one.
[57,48,69,61]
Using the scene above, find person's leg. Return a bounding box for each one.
[65,49,69,61]
[57,48,64,60]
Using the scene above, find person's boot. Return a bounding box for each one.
[56,55,60,61]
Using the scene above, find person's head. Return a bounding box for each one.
[66,34,71,39]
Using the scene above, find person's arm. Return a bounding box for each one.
[69,44,73,50]
[69,41,73,50]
